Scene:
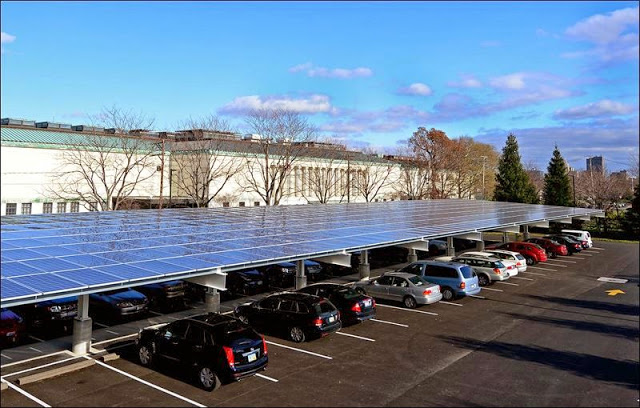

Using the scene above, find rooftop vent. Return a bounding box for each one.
[36,121,72,130]
[1,118,36,127]
[72,125,105,133]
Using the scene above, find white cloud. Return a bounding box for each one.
[489,73,526,90]
[397,82,432,96]
[288,63,373,79]
[1,32,16,43]
[447,75,482,88]
[219,94,332,115]
[553,99,636,120]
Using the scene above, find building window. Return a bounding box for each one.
[70,202,80,213]
[43,203,53,213]
[222,202,230,208]
[21,203,32,215]
[239,202,246,207]
[254,201,260,206]
[57,202,67,213]
[6,203,17,215]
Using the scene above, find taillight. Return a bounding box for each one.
[459,281,466,289]
[313,317,323,327]
[516,262,522,266]
[372,298,376,307]
[261,335,267,355]
[351,302,362,313]
[493,268,501,273]
[422,289,432,296]
[223,346,235,368]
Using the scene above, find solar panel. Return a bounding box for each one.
[1,200,603,307]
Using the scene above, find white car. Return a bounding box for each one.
[434,253,511,286]
[560,229,593,248]
[457,251,519,277]
[482,249,527,274]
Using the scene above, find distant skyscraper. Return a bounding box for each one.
[586,156,604,173]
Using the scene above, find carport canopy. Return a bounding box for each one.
[1,199,604,308]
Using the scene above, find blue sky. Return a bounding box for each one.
[1,1,638,171]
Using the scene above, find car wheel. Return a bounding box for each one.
[403,296,417,309]
[197,365,220,391]
[138,344,154,367]
[478,274,490,287]
[289,326,306,343]
[237,314,249,325]
[441,287,455,301]
[525,256,534,266]
[355,287,366,295]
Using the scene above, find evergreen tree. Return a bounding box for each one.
[622,183,640,239]
[494,133,539,203]
[543,145,573,206]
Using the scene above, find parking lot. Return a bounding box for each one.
[1,240,638,407]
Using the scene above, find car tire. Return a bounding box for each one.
[478,274,490,287]
[289,326,306,343]
[525,256,535,266]
[197,365,221,391]
[138,344,154,367]
[441,287,455,301]
[402,296,417,308]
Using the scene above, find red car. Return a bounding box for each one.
[1,308,26,348]
[524,238,568,258]
[486,241,548,265]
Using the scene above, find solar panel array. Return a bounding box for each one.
[1,199,602,307]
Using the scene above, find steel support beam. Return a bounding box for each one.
[397,240,430,251]
[72,295,92,355]
[552,217,573,224]
[530,221,549,228]
[312,253,351,267]
[454,232,483,241]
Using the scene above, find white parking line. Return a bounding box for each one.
[84,357,207,407]
[1,356,80,379]
[105,330,119,335]
[221,311,233,315]
[528,266,557,272]
[370,318,409,327]
[546,259,576,264]
[520,270,546,276]
[1,353,13,360]
[92,333,138,346]
[495,281,519,286]
[148,310,163,316]
[1,350,74,368]
[376,304,438,315]
[336,331,375,342]
[469,294,486,299]
[1,378,51,407]
[93,322,109,328]
[591,247,605,250]
[28,335,45,342]
[542,262,568,268]
[480,287,503,292]
[28,347,43,353]
[510,276,534,281]
[255,373,279,382]
[265,341,333,360]
[438,301,463,307]
[572,255,589,258]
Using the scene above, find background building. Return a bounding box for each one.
[586,156,604,173]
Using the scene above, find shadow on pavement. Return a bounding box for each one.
[523,295,639,317]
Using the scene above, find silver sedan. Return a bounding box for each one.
[352,272,442,308]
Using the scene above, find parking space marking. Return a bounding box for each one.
[221,310,233,315]
[255,373,279,382]
[469,294,486,299]
[148,310,163,316]
[376,304,438,315]
[438,301,463,307]
[101,341,135,352]
[480,287,503,292]
[572,255,589,258]
[495,281,519,286]
[370,318,409,327]
[1,353,13,360]
[94,322,109,328]
[546,259,576,264]
[336,331,375,342]
[528,266,557,272]
[28,335,45,342]
[84,356,207,407]
[265,341,333,360]
[92,333,138,346]
[520,270,546,276]
[1,356,80,380]
[510,276,534,281]
[1,350,74,368]
[540,263,567,268]
[28,347,43,353]
[591,247,605,250]
[105,330,119,335]
[1,378,51,407]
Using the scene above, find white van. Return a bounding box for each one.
[561,229,593,248]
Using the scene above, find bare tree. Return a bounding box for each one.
[169,115,244,208]
[575,170,628,211]
[241,109,316,206]
[385,146,431,201]
[524,160,545,202]
[408,127,455,198]
[46,106,159,211]
[351,149,397,202]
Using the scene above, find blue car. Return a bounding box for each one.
[397,260,481,301]
[90,288,149,319]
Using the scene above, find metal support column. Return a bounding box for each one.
[204,288,220,313]
[72,294,92,355]
[358,250,370,280]
[523,225,530,240]
[447,236,455,256]
[475,233,485,251]
[502,232,509,243]
[295,259,307,289]
[407,248,418,263]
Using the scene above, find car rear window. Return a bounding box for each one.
[515,254,525,260]
[407,275,428,286]
[459,265,474,278]
[492,261,505,268]
[314,300,335,314]
[334,286,361,299]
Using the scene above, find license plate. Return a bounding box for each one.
[247,352,257,362]
[471,284,477,288]
[363,299,372,307]
[328,316,336,323]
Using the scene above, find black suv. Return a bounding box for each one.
[234,292,341,343]
[135,313,268,391]
[296,283,376,326]
[225,269,267,298]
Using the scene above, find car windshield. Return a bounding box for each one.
[407,275,427,286]
[460,265,474,278]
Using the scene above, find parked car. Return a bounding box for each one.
[15,296,77,332]
[135,313,268,391]
[352,272,442,308]
[483,249,528,274]
[90,288,149,320]
[304,260,324,281]
[485,241,548,265]
[262,262,297,288]
[457,251,519,276]
[525,238,568,258]
[369,246,409,268]
[560,229,593,248]
[544,234,583,255]
[296,283,376,325]
[0,308,26,348]
[135,280,186,310]
[397,260,481,301]
[427,239,448,257]
[224,269,267,297]
[234,292,341,343]
[435,254,510,286]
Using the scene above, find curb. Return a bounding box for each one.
[17,359,95,385]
